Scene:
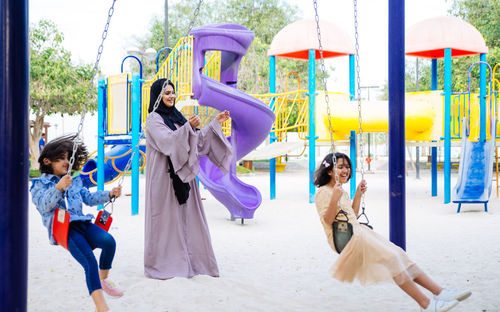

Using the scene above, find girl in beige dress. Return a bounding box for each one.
[314,152,470,312]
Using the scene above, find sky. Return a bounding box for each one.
[28,0,452,147]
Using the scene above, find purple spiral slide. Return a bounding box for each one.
[191,24,275,219]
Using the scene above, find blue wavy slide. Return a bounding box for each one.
[453,118,496,212]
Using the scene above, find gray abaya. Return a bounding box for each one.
[144,112,232,279]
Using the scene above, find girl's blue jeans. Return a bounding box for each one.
[67,221,116,295]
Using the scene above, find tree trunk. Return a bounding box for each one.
[29,112,44,170]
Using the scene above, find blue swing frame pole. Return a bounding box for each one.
[97,79,106,210]
[349,54,355,101]
[431,59,438,197]
[479,53,486,142]
[350,131,357,199]
[444,48,451,204]
[388,0,406,250]
[131,74,141,215]
[0,0,29,310]
[269,55,276,200]
[308,49,317,203]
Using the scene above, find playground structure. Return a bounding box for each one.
[2,0,500,309]
[250,17,500,209]
[77,72,146,215]
[87,24,275,220]
[103,17,500,214]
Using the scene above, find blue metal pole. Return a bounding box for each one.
[0,0,29,310]
[431,59,438,90]
[97,79,105,211]
[308,49,316,203]
[431,59,438,197]
[444,48,451,204]
[388,0,406,250]
[121,55,143,79]
[349,130,357,199]
[269,56,276,200]
[349,54,355,101]
[131,74,140,215]
[156,47,172,73]
[479,54,486,142]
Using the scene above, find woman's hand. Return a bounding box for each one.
[216,110,230,124]
[332,182,344,203]
[55,175,72,192]
[357,179,367,195]
[109,186,122,199]
[189,115,201,129]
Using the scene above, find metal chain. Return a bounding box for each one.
[353,0,367,212]
[116,0,203,187]
[67,0,117,175]
[313,1,342,203]
[313,0,335,154]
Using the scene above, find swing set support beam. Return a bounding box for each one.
[0,0,29,310]
[388,0,406,250]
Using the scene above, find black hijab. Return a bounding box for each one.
[149,79,191,205]
[149,79,188,130]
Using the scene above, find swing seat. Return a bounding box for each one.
[333,220,353,254]
[52,208,70,250]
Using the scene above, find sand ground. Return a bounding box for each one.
[28,163,500,311]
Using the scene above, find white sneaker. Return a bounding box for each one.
[421,298,459,312]
[435,288,472,301]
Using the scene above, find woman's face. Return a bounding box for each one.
[330,158,351,184]
[162,84,176,107]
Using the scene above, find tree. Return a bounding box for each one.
[131,0,332,94]
[449,0,500,92]
[29,20,97,169]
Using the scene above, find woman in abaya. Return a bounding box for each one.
[144,78,232,279]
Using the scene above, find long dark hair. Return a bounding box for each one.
[313,152,352,187]
[38,134,88,175]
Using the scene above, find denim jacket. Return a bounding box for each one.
[30,174,111,244]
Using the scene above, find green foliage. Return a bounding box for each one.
[29,169,42,178]
[449,0,500,91]
[30,20,98,116]
[29,19,99,169]
[133,0,332,93]
[236,165,252,174]
[404,58,432,92]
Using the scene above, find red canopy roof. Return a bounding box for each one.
[406,16,488,58]
[268,19,355,60]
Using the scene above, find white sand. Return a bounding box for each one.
[28,164,500,311]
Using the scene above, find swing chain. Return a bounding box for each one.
[115,0,204,188]
[313,0,335,153]
[67,0,117,175]
[103,195,115,214]
[353,0,367,207]
[186,0,204,38]
[313,0,345,214]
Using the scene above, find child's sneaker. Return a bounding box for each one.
[421,298,459,312]
[101,279,124,298]
[435,288,472,301]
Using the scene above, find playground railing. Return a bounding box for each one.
[141,36,195,126]
[448,91,497,141]
[253,89,309,142]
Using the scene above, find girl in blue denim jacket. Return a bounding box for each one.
[31,135,123,312]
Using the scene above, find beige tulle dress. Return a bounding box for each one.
[315,185,422,286]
